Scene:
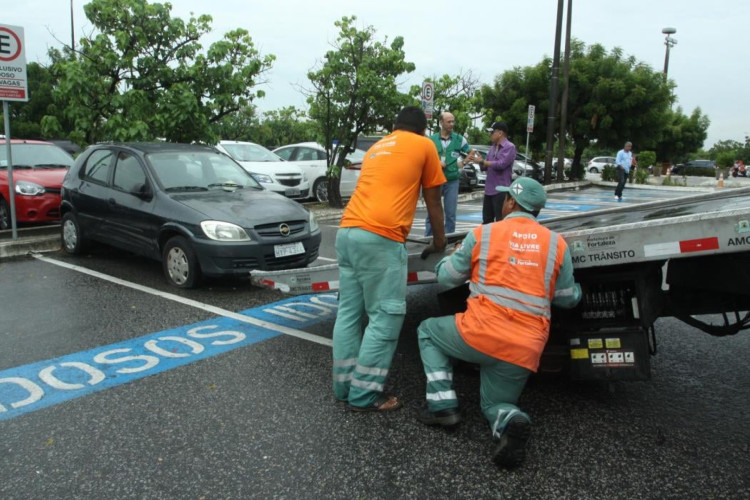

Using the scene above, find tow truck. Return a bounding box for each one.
[251,186,750,382]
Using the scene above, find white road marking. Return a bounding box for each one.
[32,254,333,347]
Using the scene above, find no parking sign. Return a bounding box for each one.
[0,24,28,101]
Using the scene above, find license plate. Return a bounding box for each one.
[274,241,305,258]
[285,187,300,197]
[470,179,477,185]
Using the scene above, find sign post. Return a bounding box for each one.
[0,24,29,239]
[524,105,535,177]
[421,81,434,121]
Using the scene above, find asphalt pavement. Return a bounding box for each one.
[1,182,749,499]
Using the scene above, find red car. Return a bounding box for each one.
[0,139,74,230]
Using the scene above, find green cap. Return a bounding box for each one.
[496,177,547,212]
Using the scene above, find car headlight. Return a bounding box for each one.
[309,211,319,232]
[201,221,252,241]
[252,173,273,184]
[15,180,46,196]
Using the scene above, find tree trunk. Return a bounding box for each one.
[327,175,343,208]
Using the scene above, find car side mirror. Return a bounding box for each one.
[132,183,152,200]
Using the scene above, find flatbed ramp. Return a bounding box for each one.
[252,187,750,294]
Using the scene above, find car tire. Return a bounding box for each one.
[61,212,89,254]
[0,197,9,230]
[162,235,201,288]
[589,167,599,174]
[313,178,328,203]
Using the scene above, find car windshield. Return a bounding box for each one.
[0,143,74,169]
[148,151,262,192]
[347,148,368,163]
[221,143,281,162]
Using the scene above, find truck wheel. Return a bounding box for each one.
[162,236,201,288]
[313,178,328,203]
[61,212,89,254]
[0,198,9,230]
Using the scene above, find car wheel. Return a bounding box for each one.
[589,167,599,174]
[0,197,9,230]
[61,212,89,254]
[162,236,201,288]
[313,178,328,203]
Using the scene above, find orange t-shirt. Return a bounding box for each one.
[340,130,445,242]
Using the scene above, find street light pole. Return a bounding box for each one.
[662,27,677,77]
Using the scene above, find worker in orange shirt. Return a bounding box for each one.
[415,177,581,467]
[332,106,447,412]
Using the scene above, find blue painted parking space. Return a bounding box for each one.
[0,293,338,421]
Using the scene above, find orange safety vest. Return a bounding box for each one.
[455,216,568,372]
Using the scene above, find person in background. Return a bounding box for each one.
[425,111,472,236]
[614,141,633,201]
[469,121,516,223]
[414,177,582,468]
[332,106,447,412]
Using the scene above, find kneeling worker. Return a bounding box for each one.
[415,177,581,467]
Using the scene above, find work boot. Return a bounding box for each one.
[416,407,461,427]
[492,414,531,468]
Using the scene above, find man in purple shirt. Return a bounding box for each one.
[475,121,516,223]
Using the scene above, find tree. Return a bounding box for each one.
[42,0,274,146]
[481,40,676,180]
[213,105,318,149]
[409,72,482,135]
[653,107,710,165]
[307,16,415,207]
[2,63,59,138]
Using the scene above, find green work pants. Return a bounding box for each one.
[417,315,532,438]
[332,227,407,407]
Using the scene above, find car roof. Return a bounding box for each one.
[274,142,323,151]
[4,139,56,145]
[92,142,219,154]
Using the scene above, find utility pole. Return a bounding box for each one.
[543,0,565,184]
[556,0,572,182]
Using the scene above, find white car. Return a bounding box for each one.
[586,156,616,174]
[214,140,309,200]
[273,142,363,202]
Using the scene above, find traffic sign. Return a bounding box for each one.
[0,24,28,102]
[421,81,434,119]
[527,104,535,133]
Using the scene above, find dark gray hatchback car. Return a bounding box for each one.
[60,143,321,288]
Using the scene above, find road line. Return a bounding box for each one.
[32,254,333,347]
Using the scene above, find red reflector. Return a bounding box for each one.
[679,237,719,253]
[262,280,274,287]
[312,282,330,291]
[407,272,418,282]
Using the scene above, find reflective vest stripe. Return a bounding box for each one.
[469,283,552,318]
[333,373,353,382]
[442,259,466,282]
[469,282,550,309]
[544,233,559,299]
[478,225,491,282]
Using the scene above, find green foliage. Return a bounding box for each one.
[2,63,69,139]
[654,107,710,165]
[213,105,317,148]
[634,167,650,184]
[409,72,481,134]
[466,126,489,146]
[707,140,743,159]
[638,151,656,170]
[307,16,415,207]
[716,151,735,169]
[480,40,676,180]
[601,164,617,182]
[44,0,274,145]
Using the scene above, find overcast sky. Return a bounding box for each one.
[6,0,750,149]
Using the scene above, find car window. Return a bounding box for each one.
[275,148,294,161]
[148,151,261,191]
[113,153,147,193]
[221,143,281,162]
[83,150,114,184]
[296,148,318,162]
[0,143,74,168]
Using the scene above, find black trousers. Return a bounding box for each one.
[482,192,507,224]
[614,167,627,198]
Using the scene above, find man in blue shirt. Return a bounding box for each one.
[614,142,632,201]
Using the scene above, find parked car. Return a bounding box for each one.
[0,139,74,230]
[60,143,322,288]
[671,159,717,176]
[586,156,616,174]
[213,141,309,200]
[272,142,363,202]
